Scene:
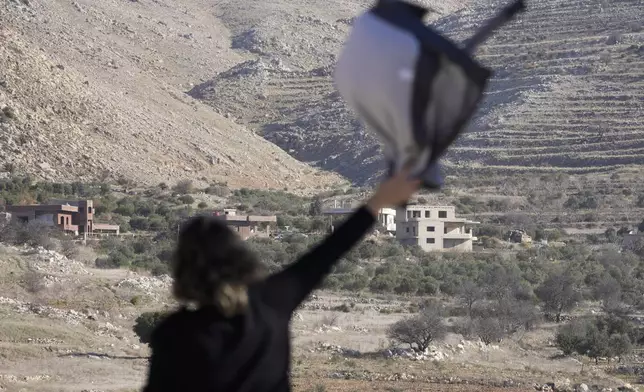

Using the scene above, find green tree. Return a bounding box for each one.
[604,228,618,243]
[394,276,420,295]
[387,304,446,352]
[369,274,397,293]
[555,320,588,356]
[584,325,609,364]
[535,271,581,322]
[309,197,323,216]
[173,180,194,194]
[179,195,195,205]
[475,317,505,345]
[608,333,632,362]
[457,280,485,317]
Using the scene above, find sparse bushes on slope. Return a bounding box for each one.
[0,219,60,250]
[555,316,635,362]
[564,191,598,210]
[96,234,174,275]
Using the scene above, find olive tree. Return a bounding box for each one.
[387,303,447,352]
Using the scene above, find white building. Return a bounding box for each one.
[396,205,478,252]
[322,203,396,234]
[378,208,397,233]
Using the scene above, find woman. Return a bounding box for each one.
[143,169,420,392]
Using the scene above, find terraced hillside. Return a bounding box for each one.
[188,0,470,184]
[437,0,644,173]
[188,59,384,184]
[191,0,644,184]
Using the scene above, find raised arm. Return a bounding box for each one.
[259,169,421,315]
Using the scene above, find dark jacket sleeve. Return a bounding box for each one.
[259,205,376,315]
[143,329,175,392]
[144,322,217,392]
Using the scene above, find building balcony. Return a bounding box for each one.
[443,232,475,240]
[61,224,79,232]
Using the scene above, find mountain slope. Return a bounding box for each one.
[188,0,470,184]
[190,0,643,184]
[436,0,644,173]
[0,0,345,191]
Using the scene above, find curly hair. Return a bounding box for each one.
[172,215,265,317]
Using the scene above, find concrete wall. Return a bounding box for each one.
[35,213,55,226]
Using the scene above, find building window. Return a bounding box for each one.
[407,211,411,219]
[406,227,409,233]
[412,227,416,236]
[412,211,421,218]
[426,238,435,244]
[439,210,447,218]
[444,227,448,234]
[425,211,430,218]
[427,226,435,232]
[88,207,92,213]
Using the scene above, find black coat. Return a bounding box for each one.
[143,206,375,392]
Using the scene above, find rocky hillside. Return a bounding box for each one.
[188,0,469,184]
[436,0,644,174]
[190,0,643,184]
[0,0,345,191]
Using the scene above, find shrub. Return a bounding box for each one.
[133,311,169,344]
[535,271,582,323]
[556,320,589,356]
[475,317,504,345]
[417,277,439,295]
[369,274,397,293]
[23,271,45,294]
[198,201,208,209]
[115,199,136,216]
[173,180,194,194]
[2,106,16,119]
[555,318,632,362]
[148,214,168,231]
[60,239,79,259]
[608,333,632,360]
[205,185,230,197]
[387,302,446,352]
[309,197,323,216]
[564,191,598,210]
[130,216,150,231]
[332,303,352,313]
[394,276,419,295]
[179,195,195,205]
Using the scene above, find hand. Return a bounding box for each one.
[366,168,421,216]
